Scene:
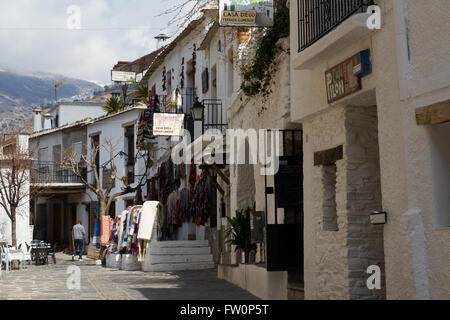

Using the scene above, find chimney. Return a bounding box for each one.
[33,107,43,132]
[43,113,52,130]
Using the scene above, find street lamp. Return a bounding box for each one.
[191,97,204,121]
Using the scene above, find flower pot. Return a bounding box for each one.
[236,250,241,265]
[238,29,250,44]
[244,250,250,264]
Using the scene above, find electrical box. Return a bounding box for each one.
[353,49,372,78]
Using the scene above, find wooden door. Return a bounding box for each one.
[52,203,62,244]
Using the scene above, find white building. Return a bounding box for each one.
[30,103,149,247]
[0,134,31,247]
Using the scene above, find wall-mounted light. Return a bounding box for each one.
[191,97,204,121]
[370,211,387,225]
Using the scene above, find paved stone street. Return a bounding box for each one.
[0,253,258,300]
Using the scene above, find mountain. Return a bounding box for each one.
[0,69,103,132]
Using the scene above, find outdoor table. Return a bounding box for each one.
[31,247,49,265]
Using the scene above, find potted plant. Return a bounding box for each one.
[225,207,252,264]
[237,27,250,44]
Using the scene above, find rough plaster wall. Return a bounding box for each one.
[345,106,386,300]
[371,2,416,299]
[303,106,349,299]
[375,0,450,299]
[400,0,450,300]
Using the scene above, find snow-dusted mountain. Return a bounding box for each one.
[0,69,103,132]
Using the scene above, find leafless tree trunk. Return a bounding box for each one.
[0,135,40,247]
[61,138,151,217]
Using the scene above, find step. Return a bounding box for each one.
[149,240,209,248]
[143,261,215,272]
[149,246,211,255]
[149,253,213,264]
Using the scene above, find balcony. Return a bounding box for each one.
[31,161,84,185]
[298,0,374,52]
[202,99,228,135]
[155,87,196,139]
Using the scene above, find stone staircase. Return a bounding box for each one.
[142,240,215,272]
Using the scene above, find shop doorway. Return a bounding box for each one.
[52,203,62,244]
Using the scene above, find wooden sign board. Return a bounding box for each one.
[325,57,361,103]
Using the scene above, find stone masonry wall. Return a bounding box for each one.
[304,105,386,299]
[345,106,386,300]
[304,106,350,299]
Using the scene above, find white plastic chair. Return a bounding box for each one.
[1,246,24,271]
[19,242,32,265]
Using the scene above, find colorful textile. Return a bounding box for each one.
[93,220,101,248]
[137,201,161,241]
[136,95,159,149]
[100,215,111,247]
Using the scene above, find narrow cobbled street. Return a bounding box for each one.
[0,253,258,300]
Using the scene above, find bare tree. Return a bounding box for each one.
[0,134,35,247]
[159,0,217,31]
[61,139,151,217]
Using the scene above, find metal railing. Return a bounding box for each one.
[202,99,228,135]
[298,0,374,52]
[31,161,84,184]
[155,87,195,115]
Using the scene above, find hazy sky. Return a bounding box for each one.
[0,0,194,85]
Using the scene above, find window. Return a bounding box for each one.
[124,125,135,184]
[166,69,172,93]
[227,48,234,96]
[322,164,338,231]
[429,122,450,227]
[91,135,100,185]
[124,198,134,209]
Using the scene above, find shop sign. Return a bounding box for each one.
[111,70,136,82]
[153,113,185,136]
[219,0,274,27]
[325,57,361,103]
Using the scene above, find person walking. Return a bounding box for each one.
[72,221,86,261]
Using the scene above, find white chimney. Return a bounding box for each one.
[43,113,52,130]
[33,107,43,132]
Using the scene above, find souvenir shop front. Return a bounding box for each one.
[100,92,217,271]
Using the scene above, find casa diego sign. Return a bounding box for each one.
[325,57,361,103]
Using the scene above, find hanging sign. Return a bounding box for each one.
[325,57,361,103]
[153,113,185,136]
[111,70,136,82]
[219,0,274,27]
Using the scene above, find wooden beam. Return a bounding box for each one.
[89,131,102,137]
[416,101,450,125]
[213,164,230,185]
[203,168,224,196]
[314,145,343,166]
[121,120,137,128]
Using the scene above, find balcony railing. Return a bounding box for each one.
[298,0,374,52]
[155,87,195,139]
[31,161,84,184]
[155,87,195,115]
[202,99,228,135]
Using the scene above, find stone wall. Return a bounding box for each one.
[345,106,385,300]
[303,105,385,299]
